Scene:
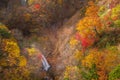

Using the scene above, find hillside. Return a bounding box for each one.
[0,0,120,80]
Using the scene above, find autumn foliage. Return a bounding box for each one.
[0,0,120,80]
[76,1,103,50]
[0,23,28,80]
[81,46,120,80]
[67,1,120,80]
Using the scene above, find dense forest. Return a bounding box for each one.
[0,0,120,80]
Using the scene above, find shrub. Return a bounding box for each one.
[109,65,120,80]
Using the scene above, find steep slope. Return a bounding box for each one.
[48,11,83,79]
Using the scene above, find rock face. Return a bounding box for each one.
[49,11,82,79]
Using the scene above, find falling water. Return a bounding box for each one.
[41,54,50,71]
[21,0,27,6]
[26,43,51,72]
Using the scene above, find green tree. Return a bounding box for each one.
[81,64,98,80]
[109,65,120,80]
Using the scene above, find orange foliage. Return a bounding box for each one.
[85,1,99,17]
[82,47,120,80]
[76,1,103,50]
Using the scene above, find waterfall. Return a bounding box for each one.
[21,0,27,6]
[41,54,51,71]
[26,44,51,71]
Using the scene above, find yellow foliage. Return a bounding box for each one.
[2,39,20,58]
[82,47,120,69]
[104,46,120,71]
[18,56,27,67]
[64,66,81,80]
[69,37,78,47]
[28,0,34,5]
[77,2,102,33]
[82,50,96,68]
[0,23,29,79]
[26,47,37,56]
[0,38,20,66]
[74,50,83,61]
[76,17,102,36]
[76,1,103,48]
[81,47,120,80]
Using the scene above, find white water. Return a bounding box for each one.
[21,0,27,6]
[27,44,51,71]
[41,54,51,71]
